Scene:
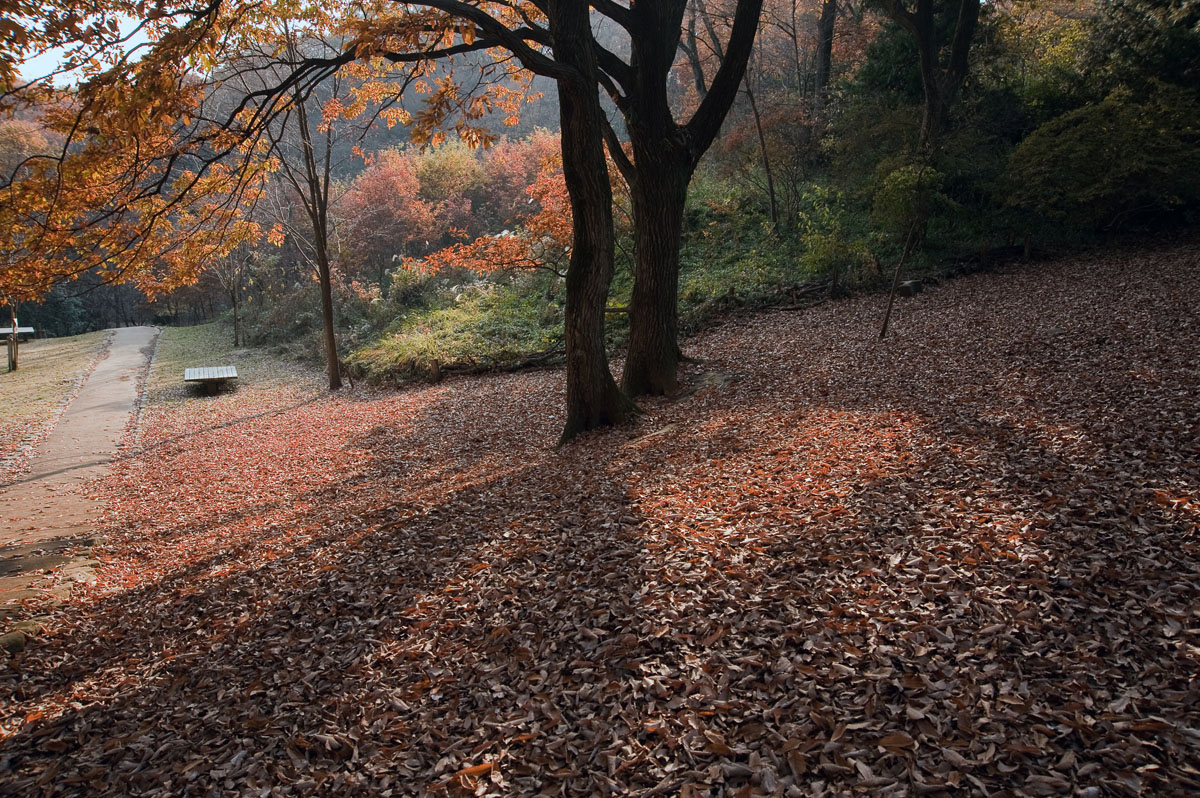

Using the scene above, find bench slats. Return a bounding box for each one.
[184,366,238,382]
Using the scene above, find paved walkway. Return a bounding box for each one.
[0,326,158,618]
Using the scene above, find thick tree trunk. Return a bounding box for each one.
[550,0,635,443]
[622,160,690,397]
[919,84,946,149]
[878,0,980,150]
[615,0,763,399]
[814,0,836,119]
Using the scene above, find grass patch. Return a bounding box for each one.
[144,323,325,413]
[0,331,110,469]
[347,275,566,383]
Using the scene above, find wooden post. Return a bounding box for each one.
[879,221,920,340]
[6,309,16,372]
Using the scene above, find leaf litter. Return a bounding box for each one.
[1,242,1198,796]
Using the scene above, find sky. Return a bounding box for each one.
[17,18,149,85]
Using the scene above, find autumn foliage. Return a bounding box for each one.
[405,150,572,277]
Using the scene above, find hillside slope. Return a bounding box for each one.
[2,241,1198,796]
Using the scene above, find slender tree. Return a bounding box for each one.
[261,33,349,390]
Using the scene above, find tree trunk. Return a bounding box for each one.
[615,0,763,398]
[878,0,980,150]
[292,76,343,391]
[622,158,690,397]
[917,41,946,148]
[230,288,240,347]
[316,255,341,390]
[7,306,17,372]
[550,0,635,443]
[745,83,779,227]
[814,0,836,119]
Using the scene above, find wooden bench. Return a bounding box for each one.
[0,327,35,340]
[2,327,33,371]
[184,365,238,395]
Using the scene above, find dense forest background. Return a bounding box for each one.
[6,0,1198,380]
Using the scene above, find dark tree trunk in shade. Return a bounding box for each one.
[623,159,690,396]
[877,0,980,148]
[611,0,763,397]
[316,251,341,390]
[814,0,836,118]
[550,0,636,442]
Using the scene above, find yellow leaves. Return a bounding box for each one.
[266,224,286,248]
[380,106,411,129]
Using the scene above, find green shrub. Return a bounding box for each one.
[796,185,875,289]
[346,272,565,382]
[1005,83,1200,230]
[872,164,960,238]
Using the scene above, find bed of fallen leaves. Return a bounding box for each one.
[1,241,1198,797]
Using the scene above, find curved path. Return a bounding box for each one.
[0,326,158,618]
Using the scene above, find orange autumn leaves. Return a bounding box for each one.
[404,152,573,277]
[0,60,267,304]
[337,130,568,282]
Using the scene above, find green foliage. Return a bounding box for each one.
[796,185,876,287]
[872,164,959,238]
[413,139,486,204]
[244,282,324,352]
[828,98,922,200]
[850,17,926,105]
[1005,83,1200,230]
[1087,0,1200,94]
[346,272,565,382]
[978,1,1093,124]
[17,287,89,337]
[674,176,814,327]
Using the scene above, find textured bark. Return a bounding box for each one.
[614,0,764,397]
[316,252,341,390]
[814,0,837,119]
[380,0,634,439]
[623,162,689,396]
[550,0,635,442]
